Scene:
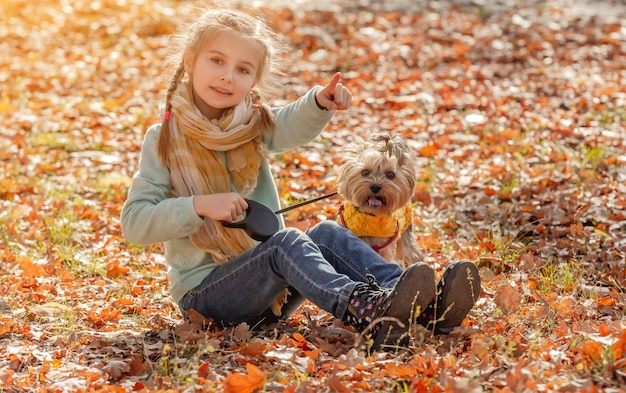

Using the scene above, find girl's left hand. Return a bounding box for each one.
[316,72,352,111]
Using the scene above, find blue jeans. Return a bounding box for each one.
[179,220,403,328]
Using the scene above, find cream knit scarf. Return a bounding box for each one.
[168,82,266,263]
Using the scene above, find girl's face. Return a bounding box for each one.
[185,31,264,119]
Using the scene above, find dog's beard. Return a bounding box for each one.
[338,153,415,216]
[342,177,413,216]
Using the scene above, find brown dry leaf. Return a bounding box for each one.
[232,322,252,343]
[176,320,207,343]
[240,340,268,358]
[517,253,543,271]
[444,376,483,393]
[102,359,130,381]
[185,308,212,324]
[128,356,147,376]
[470,338,491,363]
[0,369,15,387]
[325,365,350,393]
[494,283,522,313]
[504,359,531,393]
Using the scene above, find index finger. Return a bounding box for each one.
[324,72,342,94]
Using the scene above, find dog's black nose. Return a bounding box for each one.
[370,184,382,193]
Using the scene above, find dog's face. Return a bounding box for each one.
[337,133,417,216]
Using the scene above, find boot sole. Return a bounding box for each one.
[372,263,436,351]
[434,260,481,333]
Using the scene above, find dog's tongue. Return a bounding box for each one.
[368,197,382,208]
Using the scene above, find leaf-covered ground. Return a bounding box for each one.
[1,0,625,391]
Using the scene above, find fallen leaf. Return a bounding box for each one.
[223,363,265,393]
[494,283,522,313]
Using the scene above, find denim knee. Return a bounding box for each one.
[271,227,315,251]
[276,226,307,241]
[307,220,343,238]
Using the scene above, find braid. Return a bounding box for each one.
[157,63,186,164]
[248,90,275,132]
[258,105,275,131]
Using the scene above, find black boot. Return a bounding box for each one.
[342,274,391,334]
[343,263,437,351]
[416,260,481,334]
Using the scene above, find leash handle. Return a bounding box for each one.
[274,192,338,215]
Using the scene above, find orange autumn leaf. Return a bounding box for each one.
[484,187,497,196]
[198,363,210,379]
[596,296,617,307]
[597,321,612,337]
[87,307,122,326]
[240,340,267,357]
[409,356,437,377]
[292,332,306,342]
[577,341,604,371]
[100,307,122,322]
[552,322,570,339]
[419,143,439,158]
[111,298,134,308]
[223,363,265,393]
[304,348,321,361]
[418,232,441,250]
[384,363,416,379]
[2,248,16,263]
[17,257,46,278]
[612,329,626,360]
[554,296,578,319]
[105,260,130,278]
[0,318,15,337]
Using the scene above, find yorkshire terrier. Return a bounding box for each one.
[336,133,423,269]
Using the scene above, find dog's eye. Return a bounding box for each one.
[361,170,370,177]
[386,172,395,180]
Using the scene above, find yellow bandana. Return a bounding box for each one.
[338,202,413,239]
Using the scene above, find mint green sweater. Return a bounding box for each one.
[121,87,334,303]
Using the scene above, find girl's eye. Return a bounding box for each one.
[238,67,250,74]
[361,170,370,177]
[211,57,223,64]
[386,172,395,180]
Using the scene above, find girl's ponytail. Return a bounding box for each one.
[157,63,186,165]
[250,90,275,133]
[257,102,275,132]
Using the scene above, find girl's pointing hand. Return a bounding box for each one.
[316,72,352,111]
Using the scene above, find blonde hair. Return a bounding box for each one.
[157,6,285,163]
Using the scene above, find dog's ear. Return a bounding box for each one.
[337,136,366,187]
[388,135,419,179]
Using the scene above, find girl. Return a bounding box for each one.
[121,6,481,351]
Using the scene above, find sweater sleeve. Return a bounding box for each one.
[264,86,335,154]
[120,124,205,246]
